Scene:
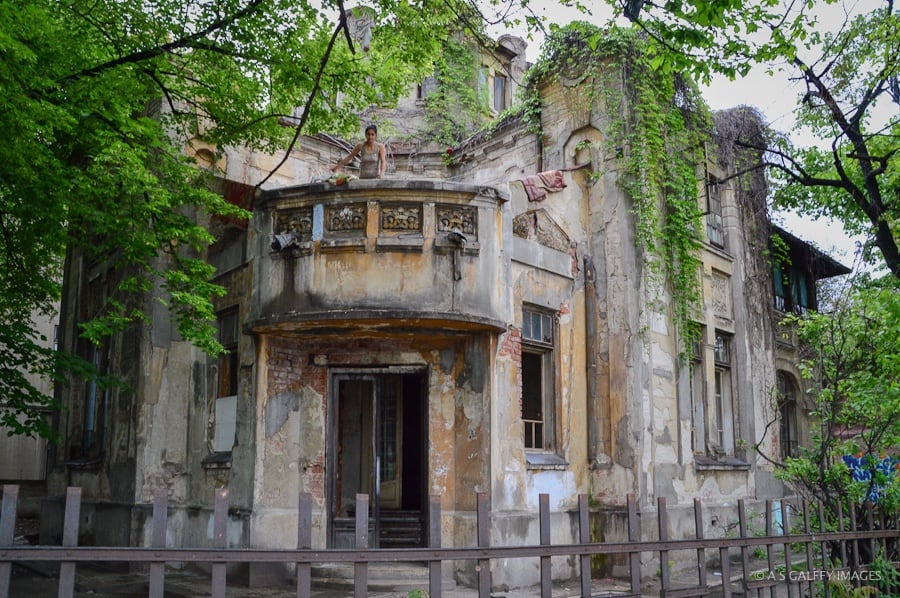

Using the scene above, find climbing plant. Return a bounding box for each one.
[520,24,709,351]
[421,34,490,148]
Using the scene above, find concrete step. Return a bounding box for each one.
[312,561,455,592]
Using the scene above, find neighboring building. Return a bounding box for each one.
[0,310,56,481]
[44,24,847,590]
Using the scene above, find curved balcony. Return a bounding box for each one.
[247,179,508,335]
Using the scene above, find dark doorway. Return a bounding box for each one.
[329,371,427,548]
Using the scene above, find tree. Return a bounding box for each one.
[604,0,900,277]
[0,0,463,437]
[776,276,900,572]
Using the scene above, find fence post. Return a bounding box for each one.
[429,495,442,598]
[658,496,670,595]
[149,488,167,598]
[817,501,831,598]
[765,500,776,598]
[58,487,82,598]
[211,488,228,598]
[477,492,490,597]
[0,485,18,598]
[297,493,312,597]
[738,499,750,595]
[355,493,369,598]
[578,494,591,598]
[539,493,551,598]
[693,498,707,591]
[627,494,640,594]
[780,500,793,598]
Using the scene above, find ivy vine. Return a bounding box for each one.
[521,23,709,353]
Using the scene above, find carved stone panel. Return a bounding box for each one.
[711,271,732,320]
[274,208,314,241]
[380,204,422,232]
[436,205,477,238]
[326,203,367,233]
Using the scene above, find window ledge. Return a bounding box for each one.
[526,451,568,470]
[202,452,233,469]
[694,454,751,471]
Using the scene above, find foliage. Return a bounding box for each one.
[775,275,900,523]
[604,0,900,278]
[0,0,461,437]
[520,23,707,350]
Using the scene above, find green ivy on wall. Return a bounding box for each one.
[521,23,709,352]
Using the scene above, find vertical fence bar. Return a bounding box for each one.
[694,498,707,592]
[0,485,19,598]
[802,501,815,598]
[355,493,369,598]
[780,500,793,598]
[539,493,551,598]
[627,494,640,595]
[211,488,228,598]
[738,499,750,596]
[865,502,875,573]
[658,497,670,596]
[148,488,167,598]
[817,502,831,598]
[58,487,82,598]
[765,500,776,598]
[578,494,591,598]
[477,492,490,598]
[719,544,732,598]
[849,502,860,577]
[837,501,847,569]
[429,495,442,598]
[296,493,312,598]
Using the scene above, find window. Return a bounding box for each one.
[75,277,110,461]
[521,308,555,450]
[773,262,812,315]
[711,332,734,454]
[777,372,799,459]
[688,335,706,454]
[213,309,239,454]
[493,73,508,113]
[706,178,724,248]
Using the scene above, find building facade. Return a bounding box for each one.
[45,26,847,589]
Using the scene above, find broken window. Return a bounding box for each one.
[493,73,508,113]
[213,308,239,454]
[522,308,555,451]
[710,332,735,455]
[777,371,799,459]
[706,177,724,248]
[688,333,706,454]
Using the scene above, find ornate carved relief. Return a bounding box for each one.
[381,204,422,232]
[274,208,313,240]
[711,271,732,320]
[512,209,570,254]
[326,203,366,232]
[436,205,476,238]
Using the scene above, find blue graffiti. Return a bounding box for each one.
[842,454,899,502]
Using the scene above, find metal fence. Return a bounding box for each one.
[1,484,898,598]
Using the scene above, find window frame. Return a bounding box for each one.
[706,177,725,248]
[211,308,240,456]
[777,371,800,459]
[521,307,556,453]
[710,332,735,455]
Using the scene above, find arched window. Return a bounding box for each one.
[777,372,799,459]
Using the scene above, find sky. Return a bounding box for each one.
[488,0,886,274]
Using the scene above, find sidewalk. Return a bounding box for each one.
[6,561,641,598]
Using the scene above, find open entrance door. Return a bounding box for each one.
[329,371,427,548]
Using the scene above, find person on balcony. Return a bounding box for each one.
[331,124,386,179]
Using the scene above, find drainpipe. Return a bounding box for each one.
[583,255,600,465]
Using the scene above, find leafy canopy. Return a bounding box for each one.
[0,0,461,437]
